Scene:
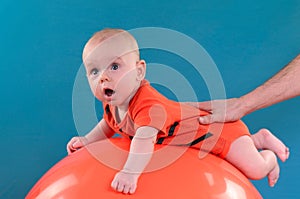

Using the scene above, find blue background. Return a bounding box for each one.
[1,0,299,198]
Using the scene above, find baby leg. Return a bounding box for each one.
[225,136,279,187]
[251,128,289,162]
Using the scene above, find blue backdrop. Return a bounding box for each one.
[1,0,299,198]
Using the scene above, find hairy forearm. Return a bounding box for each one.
[240,54,300,115]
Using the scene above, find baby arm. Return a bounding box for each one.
[67,119,115,154]
[111,126,158,194]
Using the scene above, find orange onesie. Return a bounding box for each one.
[103,80,250,158]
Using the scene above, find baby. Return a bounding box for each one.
[67,28,289,194]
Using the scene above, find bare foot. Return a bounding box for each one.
[251,128,290,162]
[268,162,280,187]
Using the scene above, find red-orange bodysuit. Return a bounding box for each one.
[103,80,250,158]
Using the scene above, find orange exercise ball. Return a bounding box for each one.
[26,138,262,199]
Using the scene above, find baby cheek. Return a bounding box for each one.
[95,85,103,98]
[88,80,99,96]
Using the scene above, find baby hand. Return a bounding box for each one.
[111,170,140,194]
[66,136,88,154]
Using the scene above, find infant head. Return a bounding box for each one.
[82,28,146,106]
[82,28,140,63]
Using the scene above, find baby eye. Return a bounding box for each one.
[90,68,99,76]
[111,63,119,70]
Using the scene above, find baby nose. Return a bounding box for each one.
[99,71,110,83]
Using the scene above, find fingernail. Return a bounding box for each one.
[199,117,204,123]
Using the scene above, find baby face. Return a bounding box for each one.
[83,36,145,109]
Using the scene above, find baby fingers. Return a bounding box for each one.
[114,182,136,194]
[111,173,137,194]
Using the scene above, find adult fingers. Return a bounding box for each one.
[185,101,212,111]
[198,114,213,124]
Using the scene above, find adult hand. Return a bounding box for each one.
[186,98,246,124]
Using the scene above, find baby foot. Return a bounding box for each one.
[254,129,290,162]
[268,162,280,187]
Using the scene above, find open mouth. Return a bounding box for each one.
[104,88,115,97]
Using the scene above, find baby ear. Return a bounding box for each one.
[136,60,146,80]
